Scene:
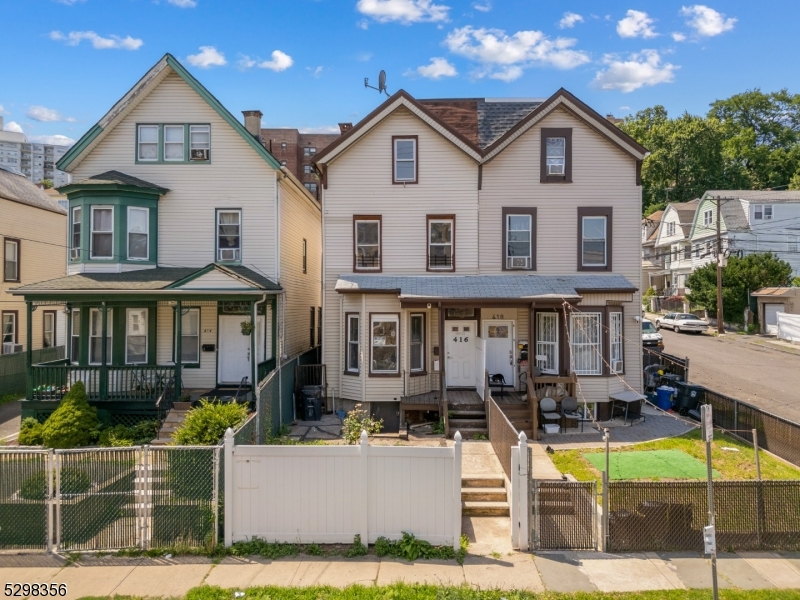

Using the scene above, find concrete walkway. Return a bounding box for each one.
[4,550,800,598]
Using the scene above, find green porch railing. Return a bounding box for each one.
[30,364,176,402]
[257,358,276,383]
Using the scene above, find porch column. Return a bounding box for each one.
[25,301,33,400]
[65,306,72,362]
[100,301,108,400]
[250,300,257,391]
[175,301,182,400]
[438,302,447,409]
[529,303,539,441]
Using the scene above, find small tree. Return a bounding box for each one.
[341,404,383,444]
[39,179,54,189]
[40,382,100,448]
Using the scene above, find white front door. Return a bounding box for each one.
[218,315,251,384]
[445,320,476,387]
[765,304,785,335]
[484,320,514,388]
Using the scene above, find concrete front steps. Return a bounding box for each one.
[462,475,509,517]
[150,401,192,446]
[450,408,487,439]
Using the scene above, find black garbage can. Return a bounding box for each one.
[675,382,704,416]
[302,385,323,421]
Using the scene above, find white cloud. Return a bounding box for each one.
[680,5,736,37]
[298,125,340,134]
[472,1,491,12]
[356,0,449,24]
[616,10,657,38]
[356,51,373,62]
[167,0,197,6]
[28,134,76,146]
[443,26,589,81]
[306,66,324,78]
[0,105,8,116]
[407,57,457,79]
[3,121,24,133]
[26,105,76,123]
[258,50,294,72]
[592,49,677,93]
[186,46,227,68]
[672,32,687,42]
[237,55,256,70]
[357,19,369,30]
[49,30,143,50]
[559,12,584,29]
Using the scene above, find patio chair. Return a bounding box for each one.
[540,397,561,433]
[560,396,591,432]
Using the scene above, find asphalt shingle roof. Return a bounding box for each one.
[61,170,169,194]
[477,100,542,148]
[704,190,800,202]
[335,274,636,299]
[0,166,67,215]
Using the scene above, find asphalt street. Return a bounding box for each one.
[657,328,800,422]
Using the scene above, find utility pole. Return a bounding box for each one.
[715,196,725,335]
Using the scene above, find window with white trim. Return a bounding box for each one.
[138,125,158,161]
[536,312,559,374]
[666,222,675,236]
[163,125,185,161]
[410,313,425,373]
[371,314,399,374]
[127,207,149,260]
[304,182,317,194]
[355,218,380,270]
[71,309,80,364]
[71,207,81,260]
[346,314,359,373]
[303,165,312,174]
[703,210,713,227]
[91,207,113,259]
[506,214,532,269]
[2,312,16,347]
[545,136,566,175]
[89,308,112,365]
[189,125,210,159]
[3,238,19,282]
[125,308,148,364]
[177,308,200,364]
[428,218,453,270]
[581,216,607,267]
[754,204,773,220]
[393,138,417,183]
[610,312,623,373]
[217,210,241,262]
[43,312,55,348]
[570,313,602,375]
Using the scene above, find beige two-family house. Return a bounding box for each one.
[313,89,647,435]
[12,54,321,421]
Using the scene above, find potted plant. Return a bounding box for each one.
[240,319,254,336]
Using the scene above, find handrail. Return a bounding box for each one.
[487,394,519,480]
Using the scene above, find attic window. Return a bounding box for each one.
[138,125,158,161]
[393,137,417,184]
[540,128,572,183]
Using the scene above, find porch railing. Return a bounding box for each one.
[257,358,276,383]
[30,364,177,402]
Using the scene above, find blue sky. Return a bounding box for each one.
[1,0,795,146]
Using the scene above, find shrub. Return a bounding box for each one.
[172,399,249,445]
[341,404,383,444]
[98,420,158,447]
[41,383,100,449]
[20,468,91,500]
[18,417,44,446]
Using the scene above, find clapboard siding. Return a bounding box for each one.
[73,72,278,279]
[156,303,217,388]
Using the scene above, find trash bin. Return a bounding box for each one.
[660,373,683,387]
[674,382,704,416]
[302,385,323,421]
[655,386,676,411]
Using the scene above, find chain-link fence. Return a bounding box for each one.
[0,450,51,550]
[607,480,800,552]
[531,480,597,550]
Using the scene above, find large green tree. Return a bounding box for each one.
[686,252,792,324]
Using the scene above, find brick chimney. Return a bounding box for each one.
[338,122,353,134]
[242,110,263,141]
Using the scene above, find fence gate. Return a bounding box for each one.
[531,480,597,550]
[0,450,51,551]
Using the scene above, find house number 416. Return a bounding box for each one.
[491,314,504,319]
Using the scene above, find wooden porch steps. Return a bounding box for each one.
[461,476,509,517]
[449,406,487,440]
[151,402,193,445]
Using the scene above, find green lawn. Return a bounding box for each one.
[75,585,800,600]
[583,449,721,480]
[551,429,800,487]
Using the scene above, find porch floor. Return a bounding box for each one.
[400,388,527,408]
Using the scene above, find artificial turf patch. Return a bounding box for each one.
[583,449,721,480]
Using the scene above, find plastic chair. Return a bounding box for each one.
[540,397,561,433]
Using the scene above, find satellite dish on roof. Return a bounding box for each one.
[364,70,389,96]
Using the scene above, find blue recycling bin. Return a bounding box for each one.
[655,387,674,411]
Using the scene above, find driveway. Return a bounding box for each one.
[0,399,21,441]
[657,328,800,422]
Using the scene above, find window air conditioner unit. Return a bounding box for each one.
[70,248,81,259]
[510,257,528,268]
[548,164,564,175]
[612,360,623,372]
[2,343,22,355]
[190,149,209,161]
[219,248,240,261]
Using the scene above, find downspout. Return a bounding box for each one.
[361,294,366,405]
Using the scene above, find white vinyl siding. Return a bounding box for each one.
[126,308,148,364]
[570,313,601,376]
[89,308,112,365]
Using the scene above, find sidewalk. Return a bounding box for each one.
[4,549,800,598]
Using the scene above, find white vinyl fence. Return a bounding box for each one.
[224,429,463,549]
[509,431,529,551]
[475,337,486,400]
[777,312,800,343]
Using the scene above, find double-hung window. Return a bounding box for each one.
[354,217,380,270]
[310,307,316,348]
[91,207,113,259]
[393,137,417,183]
[71,207,81,260]
[428,216,454,270]
[703,210,713,227]
[545,137,565,175]
[138,125,158,161]
[189,125,210,160]
[89,308,112,365]
[43,311,56,348]
[505,210,534,269]
[164,125,185,161]
[303,165,312,174]
[70,309,80,364]
[536,312,559,374]
[410,313,425,373]
[3,238,19,282]
[610,312,623,373]
[304,182,317,194]
[370,314,399,375]
[570,313,602,376]
[177,308,200,364]
[346,314,359,374]
[684,245,692,260]
[666,222,675,237]
[541,128,572,183]
[126,308,148,364]
[754,204,773,220]
[2,312,16,349]
[127,207,149,260]
[579,209,610,270]
[217,210,241,262]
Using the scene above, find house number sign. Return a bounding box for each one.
[491,313,505,319]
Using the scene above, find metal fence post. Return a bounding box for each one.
[55,451,62,552]
[47,449,54,553]
[518,432,529,551]
[602,472,609,552]
[360,430,369,546]
[141,446,150,550]
[224,427,234,546]
[453,431,463,552]
[213,446,220,547]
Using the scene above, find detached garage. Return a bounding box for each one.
[752,287,800,334]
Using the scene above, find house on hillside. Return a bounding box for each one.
[1,166,67,356]
[689,191,800,276]
[11,54,321,422]
[641,210,663,294]
[312,89,646,435]
[649,200,699,296]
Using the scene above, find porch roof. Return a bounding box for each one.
[10,264,282,297]
[335,274,637,300]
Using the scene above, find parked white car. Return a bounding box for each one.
[655,312,709,334]
[641,319,664,348]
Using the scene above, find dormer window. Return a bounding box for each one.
[393,137,417,183]
[217,209,242,262]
